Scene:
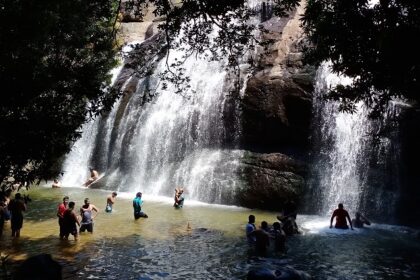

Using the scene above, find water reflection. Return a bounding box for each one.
[1,187,419,279]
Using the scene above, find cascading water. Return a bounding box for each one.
[61,1,272,204]
[309,63,402,221]
[62,42,245,203]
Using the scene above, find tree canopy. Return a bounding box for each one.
[1,0,418,189]
[302,0,420,116]
[0,0,118,189]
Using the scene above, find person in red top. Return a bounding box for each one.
[57,196,69,239]
[330,203,353,230]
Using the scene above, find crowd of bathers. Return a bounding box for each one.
[0,186,187,240]
[245,211,300,255]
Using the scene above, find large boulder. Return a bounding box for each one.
[235,151,307,212]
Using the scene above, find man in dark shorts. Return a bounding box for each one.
[57,196,69,239]
[330,203,353,230]
[80,198,98,233]
[8,193,27,237]
[63,201,80,241]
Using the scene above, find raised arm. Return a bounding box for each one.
[330,211,336,228]
[347,212,353,230]
[91,205,99,219]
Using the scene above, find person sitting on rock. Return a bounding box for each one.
[352,212,371,228]
[83,167,99,187]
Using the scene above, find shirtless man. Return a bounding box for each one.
[105,192,117,213]
[330,203,353,230]
[52,179,61,188]
[79,198,98,233]
[83,168,99,187]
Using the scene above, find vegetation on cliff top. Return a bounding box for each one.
[1,0,418,188]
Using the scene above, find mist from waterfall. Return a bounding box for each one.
[310,63,401,219]
[62,44,245,203]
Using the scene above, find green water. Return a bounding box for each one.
[1,187,419,279]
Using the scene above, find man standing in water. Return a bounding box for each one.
[133,192,148,219]
[106,192,117,213]
[57,196,69,239]
[80,198,99,233]
[8,193,27,237]
[63,201,80,241]
[330,203,353,230]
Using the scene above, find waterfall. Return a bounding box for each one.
[62,45,244,203]
[310,63,402,220]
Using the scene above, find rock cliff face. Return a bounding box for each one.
[117,2,315,212]
[237,3,315,211]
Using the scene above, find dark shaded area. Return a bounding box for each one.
[396,107,420,227]
[14,254,62,280]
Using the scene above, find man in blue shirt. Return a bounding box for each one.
[133,192,148,219]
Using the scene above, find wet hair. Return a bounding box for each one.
[63,196,69,201]
[112,191,117,196]
[338,203,344,209]
[84,198,90,203]
[136,192,142,197]
[68,201,75,208]
[248,215,255,223]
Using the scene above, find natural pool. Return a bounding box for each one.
[1,187,419,279]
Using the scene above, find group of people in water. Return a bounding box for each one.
[246,203,371,255]
[246,211,300,255]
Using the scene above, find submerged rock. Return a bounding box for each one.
[247,266,312,280]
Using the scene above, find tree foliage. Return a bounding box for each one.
[121,0,299,95]
[302,0,420,116]
[0,0,119,189]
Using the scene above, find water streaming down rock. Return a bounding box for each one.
[309,63,402,221]
[62,41,246,203]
